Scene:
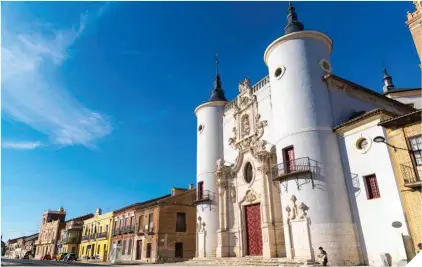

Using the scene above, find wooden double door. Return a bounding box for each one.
[245,203,263,256]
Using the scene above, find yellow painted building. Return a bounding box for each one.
[79,209,113,262]
[379,110,422,260]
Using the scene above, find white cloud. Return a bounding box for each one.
[2,141,42,150]
[1,4,113,149]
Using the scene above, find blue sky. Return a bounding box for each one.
[1,1,420,241]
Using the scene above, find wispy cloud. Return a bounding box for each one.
[1,3,113,149]
[2,141,42,150]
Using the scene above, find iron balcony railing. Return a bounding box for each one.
[400,161,422,187]
[194,190,214,204]
[127,225,135,233]
[81,235,89,241]
[112,228,122,236]
[271,157,312,181]
[96,232,108,239]
[62,237,80,244]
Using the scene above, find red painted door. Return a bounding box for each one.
[245,204,263,256]
[284,146,295,173]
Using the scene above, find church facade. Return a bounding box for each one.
[194,3,421,267]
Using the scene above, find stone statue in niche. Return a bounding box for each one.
[241,115,250,138]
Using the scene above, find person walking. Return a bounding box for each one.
[318,246,328,266]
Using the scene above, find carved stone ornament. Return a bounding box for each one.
[245,189,260,203]
[197,217,206,233]
[241,114,251,138]
[228,114,269,156]
[230,184,236,203]
[285,195,309,222]
[238,77,252,93]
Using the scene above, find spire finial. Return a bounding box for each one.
[284,1,304,35]
[216,53,219,76]
[209,54,227,102]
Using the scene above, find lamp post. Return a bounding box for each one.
[373,136,411,152]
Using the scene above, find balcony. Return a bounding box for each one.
[62,237,80,244]
[81,235,89,242]
[193,190,215,204]
[96,232,108,239]
[271,157,315,189]
[400,162,422,188]
[68,220,83,229]
[127,225,135,234]
[146,225,155,235]
[112,228,121,236]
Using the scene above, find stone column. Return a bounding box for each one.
[216,177,229,257]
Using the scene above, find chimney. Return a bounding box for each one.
[96,208,102,215]
[189,184,194,190]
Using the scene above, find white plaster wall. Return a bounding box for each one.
[328,89,378,125]
[389,95,422,109]
[338,121,409,266]
[266,32,360,265]
[196,103,225,257]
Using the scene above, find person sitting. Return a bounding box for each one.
[317,246,328,266]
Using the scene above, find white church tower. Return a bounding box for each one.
[264,3,361,265]
[194,58,227,258]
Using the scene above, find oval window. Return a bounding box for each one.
[244,162,253,183]
[357,138,368,150]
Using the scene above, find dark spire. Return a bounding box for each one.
[209,54,228,102]
[284,1,304,35]
[383,68,395,92]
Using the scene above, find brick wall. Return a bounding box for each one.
[385,121,422,257]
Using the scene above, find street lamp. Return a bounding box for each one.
[373,136,411,152]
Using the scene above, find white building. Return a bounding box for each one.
[194,3,421,266]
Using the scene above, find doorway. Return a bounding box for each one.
[245,203,263,256]
[175,242,183,258]
[136,240,142,260]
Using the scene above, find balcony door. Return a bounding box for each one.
[283,146,295,173]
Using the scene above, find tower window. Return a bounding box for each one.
[198,124,204,133]
[364,174,381,199]
[274,67,282,78]
[319,59,332,73]
[357,138,368,150]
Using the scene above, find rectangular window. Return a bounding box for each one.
[146,243,152,258]
[130,216,134,227]
[113,221,116,230]
[120,219,123,229]
[198,181,204,200]
[175,242,183,258]
[139,215,144,231]
[97,245,100,254]
[125,217,128,227]
[100,226,103,233]
[105,224,109,234]
[122,240,126,255]
[148,213,153,231]
[128,239,133,255]
[364,174,381,199]
[176,213,187,232]
[283,146,295,173]
[409,135,422,166]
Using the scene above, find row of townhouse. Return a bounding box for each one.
[4,233,39,259]
[28,185,196,264]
